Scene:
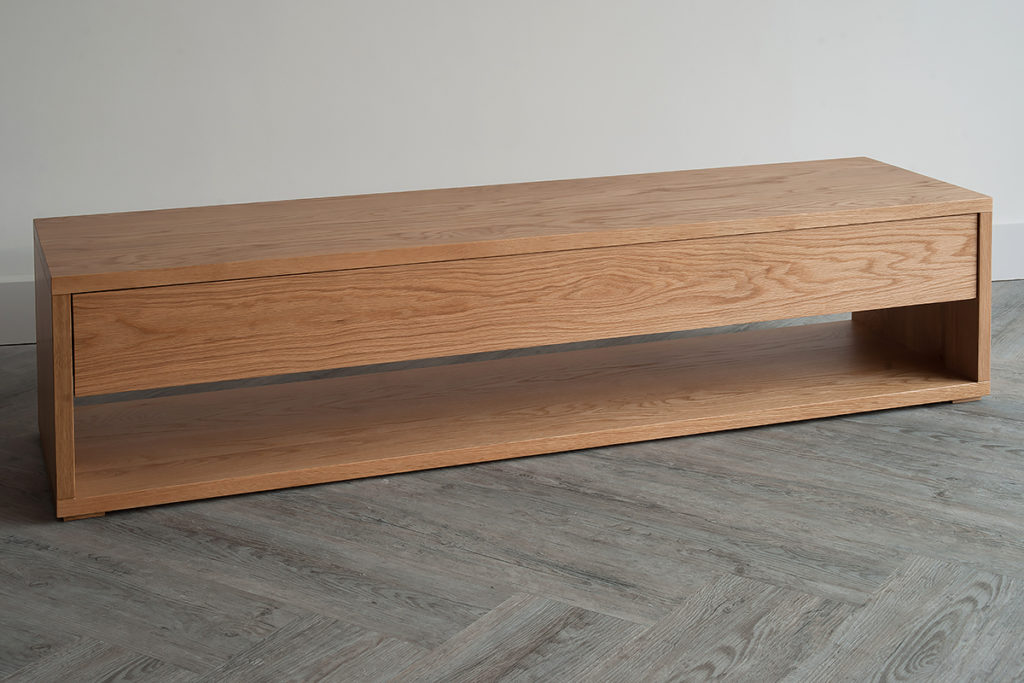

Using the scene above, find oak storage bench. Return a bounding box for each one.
[34,157,992,520]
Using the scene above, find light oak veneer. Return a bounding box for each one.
[33,157,993,519]
[65,322,984,517]
[35,157,990,294]
[72,214,976,395]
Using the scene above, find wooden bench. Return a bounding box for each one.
[34,157,992,520]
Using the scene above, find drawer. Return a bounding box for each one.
[72,214,977,395]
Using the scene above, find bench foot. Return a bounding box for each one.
[952,397,983,404]
[61,511,105,521]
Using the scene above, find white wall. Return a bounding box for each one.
[1,0,1022,343]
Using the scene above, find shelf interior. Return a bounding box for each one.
[70,320,982,513]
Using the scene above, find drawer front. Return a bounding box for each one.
[72,214,977,395]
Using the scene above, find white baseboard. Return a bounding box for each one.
[0,280,35,345]
[993,223,1024,281]
[2,225,1021,345]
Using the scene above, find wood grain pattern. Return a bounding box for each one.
[392,594,646,682]
[853,211,991,386]
[195,614,427,682]
[0,531,304,673]
[940,210,990,382]
[786,556,1013,681]
[853,302,947,360]
[442,440,902,608]
[32,158,992,519]
[33,230,74,500]
[219,473,710,628]
[63,321,986,518]
[34,157,991,294]
[581,574,853,681]
[963,210,992,382]
[122,505,508,649]
[2,467,506,651]
[1,640,193,683]
[71,214,977,395]
[0,609,82,678]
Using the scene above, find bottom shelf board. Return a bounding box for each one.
[67,321,985,515]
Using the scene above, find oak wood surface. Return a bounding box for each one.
[33,231,75,500]
[853,303,947,360]
[71,214,977,396]
[942,209,991,382]
[63,321,985,517]
[853,211,991,385]
[968,210,993,381]
[34,157,991,294]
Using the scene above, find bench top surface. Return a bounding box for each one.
[36,156,990,294]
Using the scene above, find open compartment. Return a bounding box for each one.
[62,318,984,517]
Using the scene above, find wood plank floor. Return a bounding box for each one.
[1,280,1022,682]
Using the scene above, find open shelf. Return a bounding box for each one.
[65,321,983,517]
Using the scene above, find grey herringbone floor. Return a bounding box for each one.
[2,281,1023,681]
